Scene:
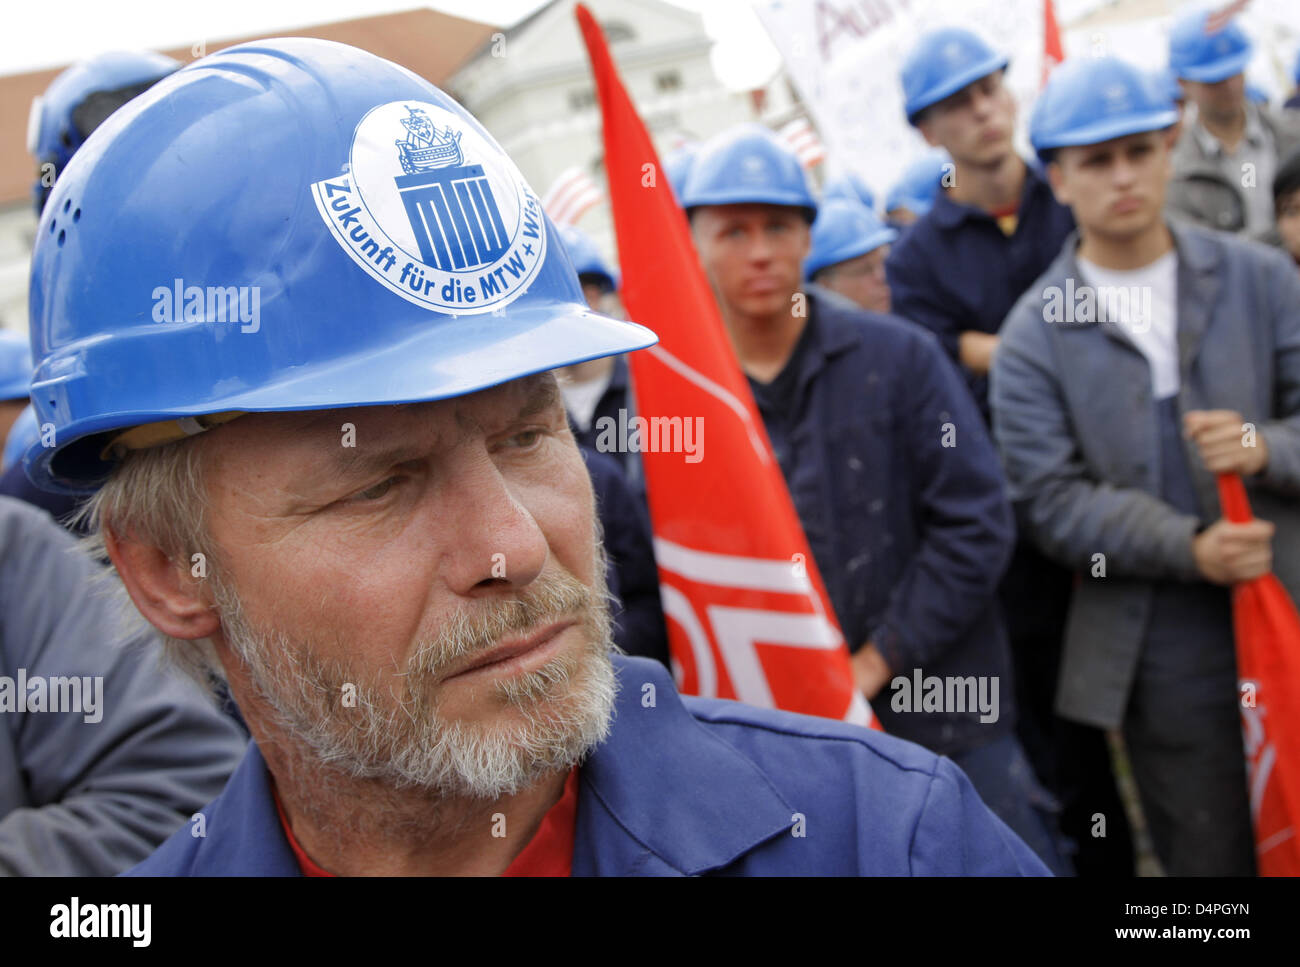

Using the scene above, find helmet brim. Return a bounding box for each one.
[1034,110,1180,163]
[1172,50,1251,85]
[906,55,1011,124]
[805,228,898,278]
[27,305,657,494]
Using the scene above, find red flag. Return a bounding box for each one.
[574,5,875,728]
[1217,473,1300,875]
[1041,0,1065,89]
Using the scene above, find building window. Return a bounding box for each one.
[603,21,635,42]
[655,71,682,93]
[569,88,596,111]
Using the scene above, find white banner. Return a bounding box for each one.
[752,0,1045,201]
[755,0,1300,205]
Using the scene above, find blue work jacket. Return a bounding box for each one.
[125,655,1048,876]
[755,290,1016,756]
[886,160,1075,417]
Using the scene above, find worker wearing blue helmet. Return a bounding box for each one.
[37,39,1047,876]
[804,199,897,313]
[551,226,640,480]
[682,123,1064,874]
[821,172,876,212]
[28,50,179,213]
[0,331,33,447]
[997,54,1300,876]
[662,142,700,205]
[888,26,1074,403]
[883,149,950,228]
[886,27,1132,877]
[552,226,670,672]
[552,226,632,464]
[1166,7,1300,234]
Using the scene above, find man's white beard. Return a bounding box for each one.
[212,563,618,800]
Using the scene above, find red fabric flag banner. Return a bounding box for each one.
[574,4,874,728]
[1218,473,1300,875]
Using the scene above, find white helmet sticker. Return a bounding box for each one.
[311,101,546,314]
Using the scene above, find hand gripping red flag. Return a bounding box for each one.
[1218,473,1300,875]
[575,5,875,728]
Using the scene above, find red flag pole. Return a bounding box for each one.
[573,4,874,727]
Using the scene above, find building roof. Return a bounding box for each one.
[0,7,499,206]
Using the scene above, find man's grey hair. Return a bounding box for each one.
[73,434,227,692]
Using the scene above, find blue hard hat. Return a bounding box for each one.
[1168,8,1252,83]
[901,27,1009,124]
[663,143,699,205]
[26,38,656,494]
[0,331,32,402]
[4,405,39,473]
[805,200,898,280]
[1031,56,1179,164]
[680,124,817,218]
[821,173,876,212]
[884,150,950,218]
[557,225,619,292]
[28,50,180,212]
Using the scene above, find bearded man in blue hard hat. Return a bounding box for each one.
[32,39,1049,876]
[993,55,1300,876]
[681,124,1067,874]
[1166,7,1300,235]
[883,26,1130,877]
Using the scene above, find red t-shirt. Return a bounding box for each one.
[272,766,580,876]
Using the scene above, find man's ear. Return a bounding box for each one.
[1046,158,1070,207]
[916,117,940,148]
[104,524,221,640]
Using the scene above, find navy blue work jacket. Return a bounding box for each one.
[886,160,1075,416]
[753,291,1016,755]
[124,656,1047,876]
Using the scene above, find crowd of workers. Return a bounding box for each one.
[0,6,1296,876]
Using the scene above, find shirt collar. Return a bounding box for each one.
[929,156,1048,230]
[1191,102,1267,157]
[575,655,796,875]
[186,740,301,876]
[756,290,866,408]
[1044,220,1218,332]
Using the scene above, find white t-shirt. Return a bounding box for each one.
[1076,249,1180,400]
[561,370,613,432]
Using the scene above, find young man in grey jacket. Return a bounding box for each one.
[993,56,1300,876]
[0,497,247,874]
